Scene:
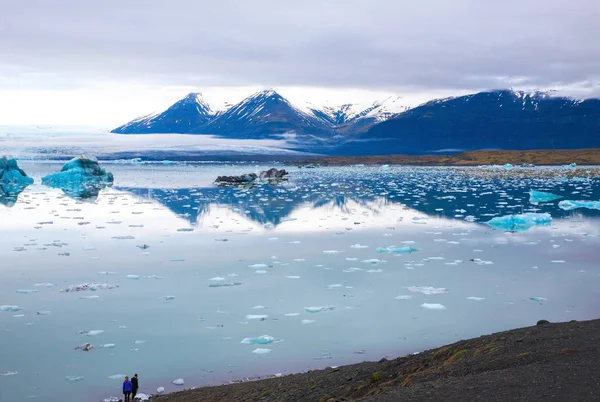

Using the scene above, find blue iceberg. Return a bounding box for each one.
[0,156,34,207]
[558,200,600,211]
[376,246,419,254]
[487,213,552,232]
[529,190,562,204]
[42,155,114,199]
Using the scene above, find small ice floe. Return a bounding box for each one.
[362,259,386,264]
[0,371,18,376]
[98,271,116,275]
[286,276,300,279]
[421,303,447,310]
[172,378,184,386]
[209,277,225,281]
[240,335,279,345]
[323,250,343,254]
[112,236,135,240]
[530,297,548,302]
[529,190,562,204]
[326,284,343,289]
[288,240,301,244]
[255,270,267,274]
[209,282,242,288]
[161,296,176,302]
[65,376,84,382]
[146,275,162,279]
[79,329,104,336]
[248,263,268,269]
[284,313,300,317]
[74,343,94,351]
[101,343,116,348]
[177,228,194,232]
[34,282,55,287]
[12,314,25,318]
[470,258,494,265]
[551,260,566,263]
[252,348,271,354]
[408,286,448,295]
[135,393,150,401]
[376,246,418,254]
[134,340,147,344]
[304,306,335,313]
[487,213,551,232]
[156,387,165,394]
[36,310,50,315]
[126,275,140,280]
[252,305,266,310]
[350,244,369,249]
[467,297,485,301]
[293,258,306,262]
[343,267,363,273]
[60,283,118,292]
[302,319,315,324]
[246,314,268,320]
[394,295,412,300]
[366,268,383,273]
[558,200,600,211]
[79,295,100,299]
[15,289,38,294]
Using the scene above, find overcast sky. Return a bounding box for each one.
[1,0,599,126]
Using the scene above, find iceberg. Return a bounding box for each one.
[529,190,562,204]
[172,378,184,386]
[41,155,114,199]
[486,213,552,232]
[376,246,419,254]
[1,305,22,312]
[304,305,335,313]
[421,303,447,310]
[240,335,279,345]
[252,348,272,354]
[0,156,34,207]
[558,200,600,211]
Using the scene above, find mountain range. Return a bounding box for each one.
[112,89,600,155]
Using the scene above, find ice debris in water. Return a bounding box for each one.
[408,286,448,295]
[15,289,37,294]
[0,305,22,312]
[101,343,116,348]
[421,303,447,310]
[161,296,176,302]
[41,155,113,199]
[172,378,184,386]
[65,376,84,382]
[467,297,485,301]
[350,244,369,249]
[376,246,419,254]
[1,371,18,376]
[252,348,271,354]
[558,200,600,211]
[487,213,552,232]
[529,190,562,204]
[246,314,268,320]
[530,297,548,302]
[305,306,335,313]
[302,319,315,324]
[126,275,140,280]
[240,335,280,345]
[157,387,165,394]
[394,295,412,300]
[34,282,55,287]
[78,329,104,336]
[60,283,118,292]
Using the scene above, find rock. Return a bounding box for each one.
[259,168,288,180]
[41,155,114,199]
[215,173,258,185]
[0,156,34,207]
[537,319,551,326]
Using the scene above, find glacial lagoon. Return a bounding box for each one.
[1,162,600,402]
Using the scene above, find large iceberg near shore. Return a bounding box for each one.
[558,200,600,211]
[0,156,34,207]
[41,155,113,199]
[487,212,552,232]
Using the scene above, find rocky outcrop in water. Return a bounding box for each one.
[215,169,288,186]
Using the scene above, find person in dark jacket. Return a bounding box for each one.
[131,373,139,400]
[123,376,132,402]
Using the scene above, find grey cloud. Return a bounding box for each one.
[1,0,599,93]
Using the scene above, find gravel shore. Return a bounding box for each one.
[153,318,600,402]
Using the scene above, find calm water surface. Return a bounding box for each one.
[1,163,599,402]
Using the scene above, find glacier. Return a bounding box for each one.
[529,190,562,204]
[486,212,552,232]
[41,155,114,199]
[558,200,600,211]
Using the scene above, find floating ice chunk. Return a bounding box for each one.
[284,313,300,317]
[343,267,363,273]
[350,244,369,249]
[79,295,100,299]
[0,371,18,376]
[248,264,268,268]
[60,283,118,292]
[135,393,150,401]
[240,335,278,345]
[487,213,552,232]
[323,250,342,254]
[252,348,271,354]
[421,303,447,310]
[156,387,165,394]
[209,277,225,281]
[42,156,113,199]
[172,378,185,386]
[112,236,135,240]
[394,295,412,300]
[408,286,448,295]
[209,282,242,288]
[362,259,386,264]
[246,314,268,320]
[255,270,267,274]
[134,340,147,344]
[530,297,547,302]
[15,289,37,294]
[101,344,116,348]
[502,163,513,170]
[0,305,21,312]
[301,319,315,324]
[126,275,140,280]
[252,305,266,309]
[286,275,300,279]
[471,258,494,265]
[79,329,104,336]
[326,284,343,289]
[12,314,24,318]
[65,376,84,382]
[304,306,335,313]
[34,282,55,287]
[161,296,176,302]
[177,228,194,232]
[467,297,485,301]
[366,268,383,273]
[558,200,600,211]
[529,190,562,204]
[376,246,419,254]
[36,310,50,315]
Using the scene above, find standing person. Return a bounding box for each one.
[131,373,139,400]
[123,376,132,402]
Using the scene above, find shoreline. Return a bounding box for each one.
[149,318,600,401]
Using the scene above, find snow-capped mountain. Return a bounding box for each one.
[306,96,409,126]
[333,89,600,155]
[189,89,334,140]
[111,93,214,134]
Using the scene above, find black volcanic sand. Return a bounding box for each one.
[151,319,600,402]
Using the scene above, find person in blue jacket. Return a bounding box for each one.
[123,376,132,401]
